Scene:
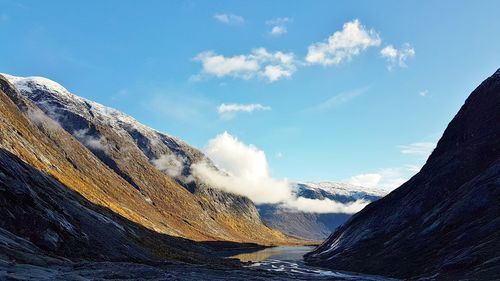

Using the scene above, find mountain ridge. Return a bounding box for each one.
[304,69,500,279]
[0,73,298,246]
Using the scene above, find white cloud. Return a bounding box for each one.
[152,154,194,183]
[193,48,297,82]
[271,25,286,35]
[27,109,61,132]
[266,17,291,36]
[348,173,382,188]
[399,142,436,157]
[214,13,244,25]
[305,19,381,66]
[152,154,184,178]
[380,43,415,70]
[348,168,410,190]
[348,140,436,191]
[193,51,259,79]
[284,197,370,214]
[419,90,428,97]
[405,164,422,173]
[191,131,367,213]
[218,103,271,114]
[380,45,398,58]
[376,168,409,189]
[73,128,108,151]
[191,132,292,204]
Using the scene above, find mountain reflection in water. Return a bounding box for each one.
[229,246,312,262]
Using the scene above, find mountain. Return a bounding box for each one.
[0,75,230,265]
[305,69,500,279]
[1,73,298,245]
[258,182,385,240]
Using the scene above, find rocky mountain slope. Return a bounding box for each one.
[2,73,295,245]
[0,76,229,265]
[258,182,385,240]
[305,69,500,279]
[0,74,338,280]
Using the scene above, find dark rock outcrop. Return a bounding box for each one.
[305,69,500,280]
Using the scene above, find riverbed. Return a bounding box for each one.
[229,246,397,280]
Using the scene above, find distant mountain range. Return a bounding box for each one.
[305,69,500,280]
[259,182,385,240]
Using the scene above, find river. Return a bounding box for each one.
[229,246,397,280]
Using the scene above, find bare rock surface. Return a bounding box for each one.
[304,69,500,280]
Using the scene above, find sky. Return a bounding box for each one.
[1,0,499,191]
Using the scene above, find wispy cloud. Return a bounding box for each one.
[214,13,244,25]
[144,91,212,127]
[348,141,436,190]
[218,103,271,114]
[305,19,381,66]
[217,103,271,120]
[266,17,291,36]
[419,90,429,97]
[305,87,369,112]
[73,128,108,151]
[380,43,415,70]
[399,142,436,158]
[193,48,297,82]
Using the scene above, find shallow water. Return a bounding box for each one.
[229,246,396,280]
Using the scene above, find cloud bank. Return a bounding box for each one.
[191,131,370,213]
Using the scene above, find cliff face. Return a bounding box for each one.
[0,73,294,258]
[305,69,500,279]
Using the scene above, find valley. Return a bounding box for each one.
[1,69,499,280]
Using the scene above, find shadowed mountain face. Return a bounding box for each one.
[305,69,500,279]
[0,74,297,249]
[259,183,385,240]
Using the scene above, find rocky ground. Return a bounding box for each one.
[0,261,344,281]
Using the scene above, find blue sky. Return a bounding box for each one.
[1,0,499,190]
